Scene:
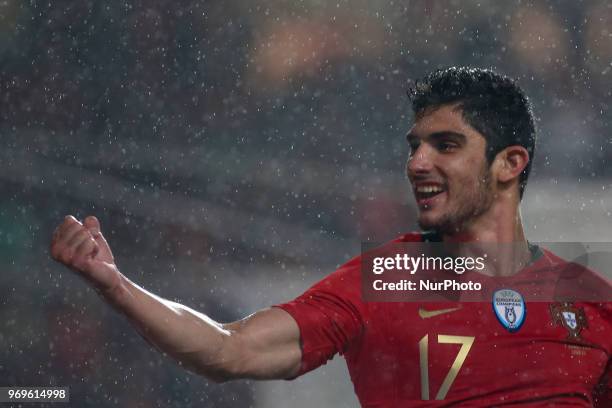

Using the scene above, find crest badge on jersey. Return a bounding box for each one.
[550,302,588,341]
[492,289,526,332]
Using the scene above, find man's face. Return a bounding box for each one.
[406,104,495,233]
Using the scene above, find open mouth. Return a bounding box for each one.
[414,184,446,206]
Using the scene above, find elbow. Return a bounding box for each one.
[209,355,252,383]
[174,329,252,383]
[184,348,250,383]
[197,360,249,383]
[178,360,239,383]
[176,356,242,383]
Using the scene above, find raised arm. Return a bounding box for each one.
[50,215,302,382]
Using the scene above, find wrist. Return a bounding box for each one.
[98,270,131,307]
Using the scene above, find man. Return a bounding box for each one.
[51,67,611,406]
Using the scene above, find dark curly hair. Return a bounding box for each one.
[408,67,537,199]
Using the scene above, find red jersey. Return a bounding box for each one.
[276,233,612,407]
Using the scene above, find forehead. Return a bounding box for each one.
[409,104,485,142]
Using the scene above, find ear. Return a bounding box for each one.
[494,146,530,184]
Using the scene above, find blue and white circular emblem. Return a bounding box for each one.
[492,289,526,332]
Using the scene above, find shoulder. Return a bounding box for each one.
[539,247,612,302]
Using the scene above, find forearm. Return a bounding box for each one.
[103,273,237,381]
[51,215,302,382]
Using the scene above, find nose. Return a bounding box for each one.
[406,144,434,177]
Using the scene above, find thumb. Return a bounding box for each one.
[83,215,114,263]
[84,216,101,237]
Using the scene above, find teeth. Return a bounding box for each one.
[417,186,443,194]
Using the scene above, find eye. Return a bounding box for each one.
[438,141,458,152]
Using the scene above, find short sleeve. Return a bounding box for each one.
[594,358,612,407]
[274,256,365,377]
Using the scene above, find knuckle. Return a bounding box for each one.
[64,217,81,230]
[62,248,75,264]
[69,229,88,245]
[77,238,93,253]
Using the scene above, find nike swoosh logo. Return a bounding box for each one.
[418,306,462,319]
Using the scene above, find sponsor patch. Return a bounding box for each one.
[493,289,526,332]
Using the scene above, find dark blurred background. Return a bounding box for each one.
[1,0,611,407]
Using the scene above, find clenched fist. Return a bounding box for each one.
[50,215,123,296]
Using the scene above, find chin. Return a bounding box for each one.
[417,214,440,231]
[418,212,457,234]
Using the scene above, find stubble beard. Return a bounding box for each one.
[418,164,494,235]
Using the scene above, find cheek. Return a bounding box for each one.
[447,166,488,199]
[457,155,488,180]
[445,162,472,187]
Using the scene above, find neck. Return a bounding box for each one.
[442,205,526,244]
[440,198,531,277]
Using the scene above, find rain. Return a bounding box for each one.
[1,0,611,407]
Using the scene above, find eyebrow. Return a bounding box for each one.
[406,131,467,144]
